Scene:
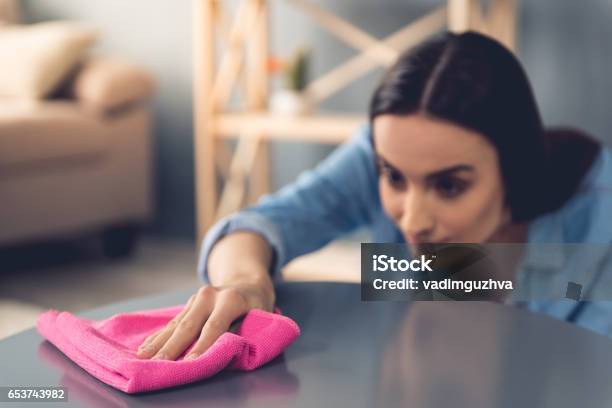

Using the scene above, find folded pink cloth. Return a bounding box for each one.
[36,304,300,394]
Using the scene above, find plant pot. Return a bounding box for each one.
[270,89,311,115]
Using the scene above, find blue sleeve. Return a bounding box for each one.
[569,301,612,337]
[197,123,379,284]
[569,247,612,337]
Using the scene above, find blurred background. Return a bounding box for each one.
[1,0,611,339]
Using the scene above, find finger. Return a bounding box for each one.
[138,294,195,352]
[153,286,216,360]
[137,294,195,358]
[184,289,247,360]
[139,295,196,349]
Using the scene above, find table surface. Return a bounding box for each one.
[2,282,612,408]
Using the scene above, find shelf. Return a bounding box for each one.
[194,0,516,237]
[215,112,366,144]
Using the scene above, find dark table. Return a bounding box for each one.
[1,282,612,407]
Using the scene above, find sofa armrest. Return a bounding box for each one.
[70,56,155,114]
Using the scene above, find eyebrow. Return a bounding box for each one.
[375,154,475,181]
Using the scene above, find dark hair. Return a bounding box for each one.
[369,31,600,223]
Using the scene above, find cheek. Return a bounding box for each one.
[379,180,403,220]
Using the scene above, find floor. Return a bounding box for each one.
[0,237,360,340]
[0,237,200,340]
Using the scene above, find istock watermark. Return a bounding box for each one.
[362,243,515,301]
[361,242,612,302]
[372,254,434,272]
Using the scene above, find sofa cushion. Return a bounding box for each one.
[71,57,155,114]
[0,21,98,99]
[0,100,108,168]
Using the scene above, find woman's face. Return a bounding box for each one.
[373,114,510,246]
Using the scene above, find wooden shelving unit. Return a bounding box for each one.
[216,112,364,143]
[193,0,517,243]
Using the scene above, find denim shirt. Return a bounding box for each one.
[198,124,612,337]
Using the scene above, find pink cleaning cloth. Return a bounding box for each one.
[36,304,300,394]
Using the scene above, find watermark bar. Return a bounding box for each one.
[361,242,612,302]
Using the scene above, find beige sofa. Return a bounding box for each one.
[0,2,155,257]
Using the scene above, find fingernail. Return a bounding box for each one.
[184,354,198,361]
[137,346,151,355]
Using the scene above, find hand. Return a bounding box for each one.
[136,283,274,361]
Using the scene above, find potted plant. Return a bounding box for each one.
[270,47,311,115]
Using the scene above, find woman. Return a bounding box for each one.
[138,31,612,361]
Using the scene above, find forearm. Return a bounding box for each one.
[197,124,375,285]
[207,231,276,306]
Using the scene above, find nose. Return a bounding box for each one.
[398,188,435,244]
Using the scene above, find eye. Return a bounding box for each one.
[383,166,406,190]
[376,158,406,190]
[434,176,469,199]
